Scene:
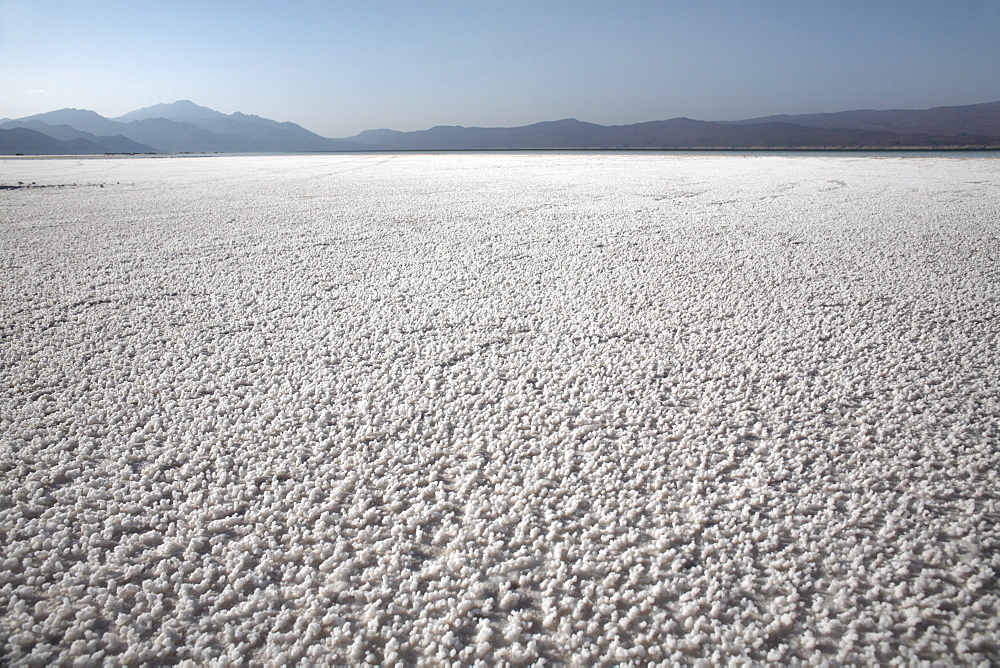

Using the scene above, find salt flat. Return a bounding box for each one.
[1,154,998,665]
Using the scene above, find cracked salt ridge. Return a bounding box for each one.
[1,154,998,665]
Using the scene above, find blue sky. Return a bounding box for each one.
[2,0,998,137]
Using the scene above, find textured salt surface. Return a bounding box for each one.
[1,154,998,665]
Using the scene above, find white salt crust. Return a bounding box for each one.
[0,154,997,666]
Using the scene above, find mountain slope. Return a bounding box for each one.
[352,119,615,150]
[113,100,226,123]
[2,103,374,154]
[8,104,307,152]
[7,110,237,152]
[613,118,997,148]
[347,101,1000,149]
[0,127,109,155]
[114,100,341,151]
[15,108,125,137]
[3,100,997,154]
[345,116,1000,150]
[0,120,157,152]
[727,101,1000,137]
[118,118,246,153]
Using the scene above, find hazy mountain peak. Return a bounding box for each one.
[57,107,101,114]
[115,100,225,122]
[35,108,107,120]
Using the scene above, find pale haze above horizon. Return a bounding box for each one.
[2,0,998,138]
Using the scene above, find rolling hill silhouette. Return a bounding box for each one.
[724,101,1000,138]
[2,100,998,155]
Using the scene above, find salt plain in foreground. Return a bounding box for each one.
[1,154,998,665]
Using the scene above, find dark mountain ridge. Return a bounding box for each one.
[0,127,121,155]
[2,100,998,155]
[346,114,999,150]
[0,120,156,153]
[725,101,1000,138]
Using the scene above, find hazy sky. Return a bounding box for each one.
[2,0,998,137]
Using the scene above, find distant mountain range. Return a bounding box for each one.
[0,100,368,155]
[2,99,999,155]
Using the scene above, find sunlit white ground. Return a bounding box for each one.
[1,154,998,665]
